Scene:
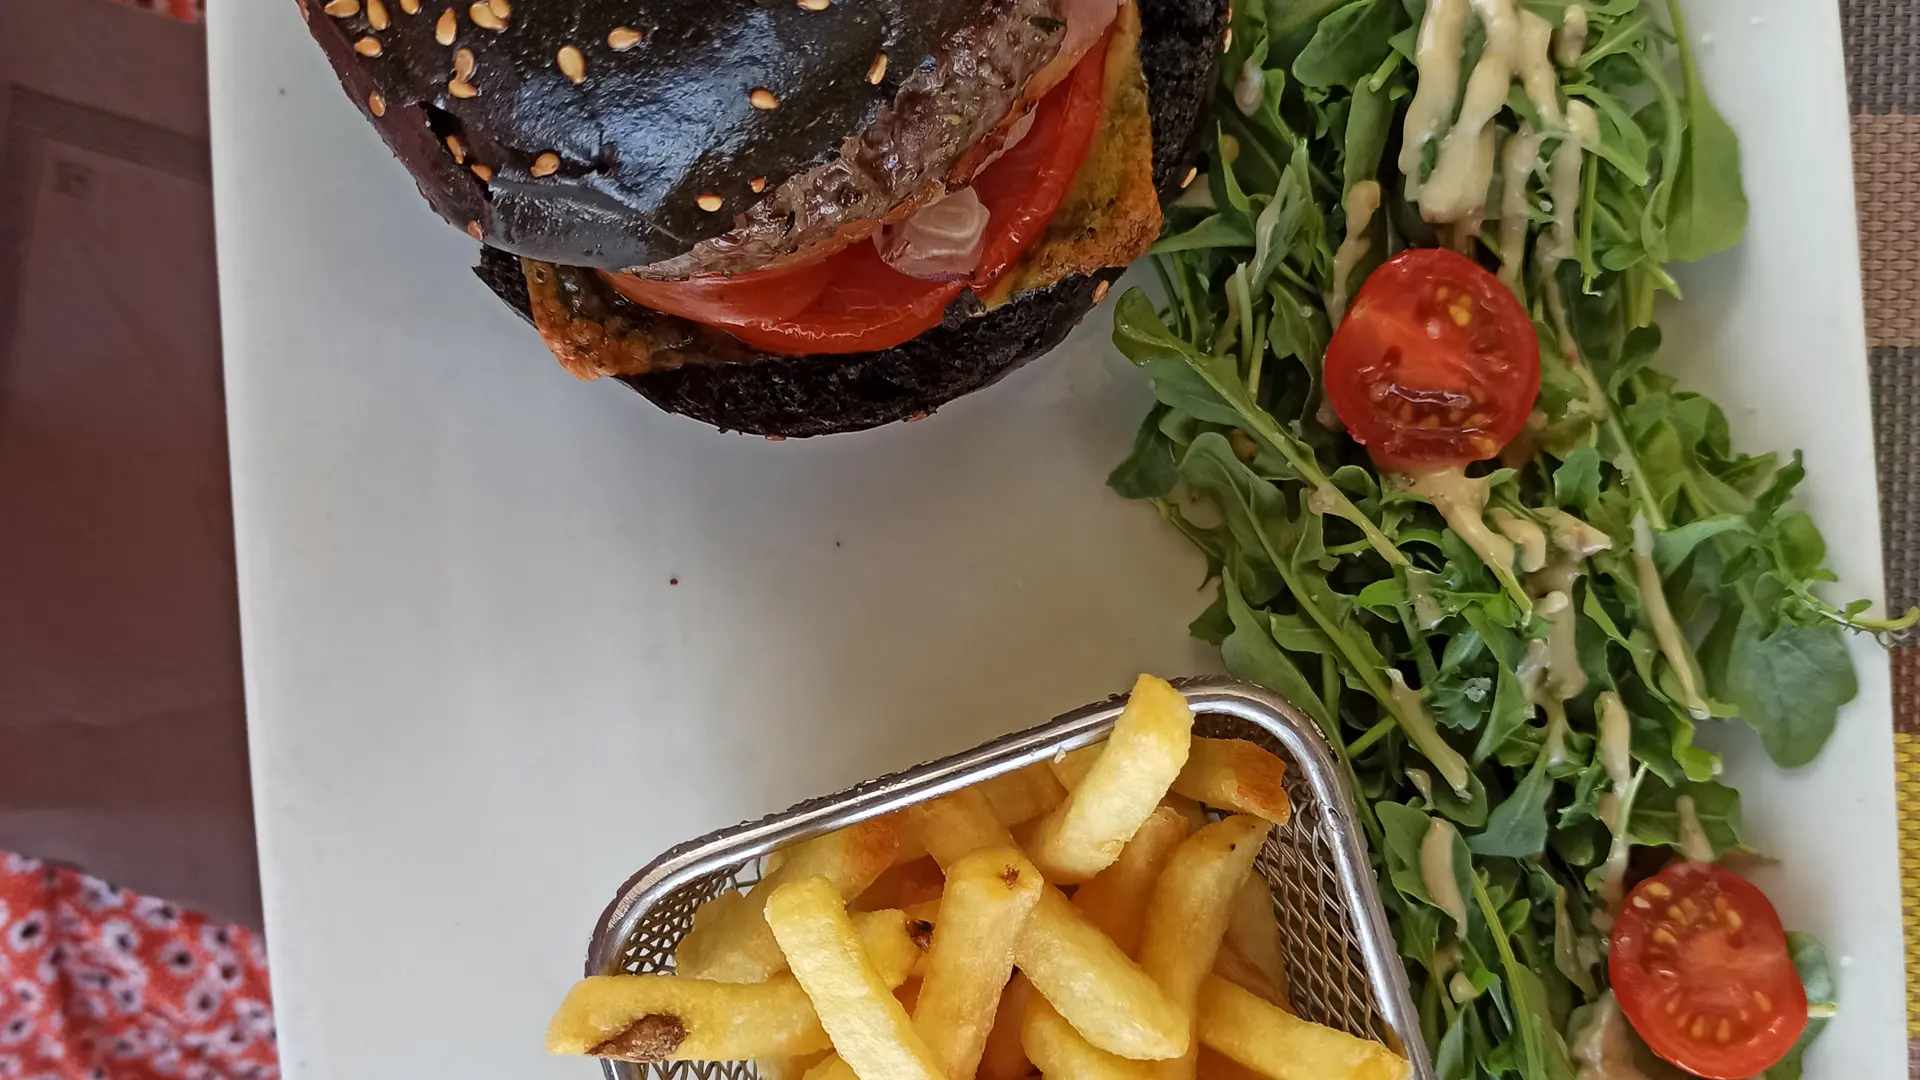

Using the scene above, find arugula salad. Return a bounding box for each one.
[1103,0,1916,1076]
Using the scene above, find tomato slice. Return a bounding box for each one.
[1610,862,1807,1079]
[602,28,1111,356]
[1322,248,1540,470]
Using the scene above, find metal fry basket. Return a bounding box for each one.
[583,678,1434,1080]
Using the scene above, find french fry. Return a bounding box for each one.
[1197,1047,1270,1080]
[978,973,1035,1080]
[1211,947,1287,1011]
[1138,816,1273,1080]
[1058,739,1292,828]
[802,1055,859,1080]
[977,763,1068,826]
[547,975,830,1062]
[1021,993,1157,1080]
[549,907,925,1062]
[676,816,903,982]
[1070,805,1190,957]
[767,876,947,1080]
[907,786,1018,869]
[760,1052,833,1080]
[1015,886,1188,1060]
[854,856,948,912]
[914,847,1044,1080]
[1221,874,1288,1009]
[1028,675,1195,882]
[1197,976,1409,1080]
[1169,740,1291,825]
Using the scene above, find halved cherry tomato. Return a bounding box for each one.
[602,27,1112,356]
[1610,862,1807,1079]
[1322,248,1540,470]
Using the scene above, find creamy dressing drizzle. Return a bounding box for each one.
[1234,58,1264,116]
[1533,508,1610,595]
[1388,669,1473,795]
[1543,697,1569,768]
[1675,795,1714,863]
[1421,816,1471,927]
[1497,124,1543,288]
[1537,589,1587,701]
[1554,4,1589,68]
[1571,993,1652,1080]
[1632,513,1709,716]
[1329,180,1383,324]
[1517,637,1553,704]
[1399,0,1471,202]
[1407,568,1447,629]
[1514,10,1562,127]
[1593,691,1641,925]
[1419,0,1521,223]
[1403,466,1517,580]
[1540,101,1599,348]
[1596,691,1632,789]
[1489,507,1548,572]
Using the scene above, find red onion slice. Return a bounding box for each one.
[1027,0,1121,101]
[874,186,992,280]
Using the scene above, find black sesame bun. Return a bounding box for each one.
[306,0,1228,435]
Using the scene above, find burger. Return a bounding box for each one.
[301,0,1227,436]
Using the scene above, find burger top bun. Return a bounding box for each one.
[302,0,1068,274]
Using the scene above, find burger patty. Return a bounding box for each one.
[471,0,1229,437]
[304,0,1064,274]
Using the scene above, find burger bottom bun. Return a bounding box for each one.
[472,0,1227,437]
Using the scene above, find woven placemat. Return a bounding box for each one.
[1841,0,1920,1066]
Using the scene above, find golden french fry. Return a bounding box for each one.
[1163,794,1210,833]
[1198,976,1409,1080]
[854,855,948,912]
[1197,1047,1270,1080]
[904,897,943,927]
[767,876,947,1080]
[914,847,1044,1080]
[906,787,1017,869]
[1139,816,1273,1080]
[802,1054,860,1080]
[1221,874,1288,1008]
[1211,947,1287,1011]
[1016,886,1188,1060]
[1048,745,1100,791]
[1028,675,1195,882]
[1170,739,1292,825]
[1021,992,1157,1080]
[1071,805,1190,957]
[976,763,1068,826]
[547,975,829,1062]
[978,973,1035,1080]
[676,816,903,982]
[761,1051,833,1080]
[549,907,924,1062]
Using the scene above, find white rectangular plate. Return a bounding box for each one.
[207,1,1899,1077]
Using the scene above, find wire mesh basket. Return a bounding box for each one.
[582,677,1433,1080]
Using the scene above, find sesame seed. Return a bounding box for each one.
[446,135,466,163]
[557,45,586,83]
[471,163,493,181]
[368,91,387,116]
[696,193,723,212]
[867,52,888,84]
[1180,166,1198,188]
[449,77,478,98]
[607,27,642,50]
[435,7,456,43]
[354,36,383,55]
[366,0,389,29]
[487,0,508,16]
[468,2,502,30]
[1092,280,1110,304]
[750,88,779,110]
[323,0,360,14]
[797,0,829,9]
[531,152,560,177]
[454,47,475,79]
[399,0,419,12]
[467,220,484,240]
[749,176,767,193]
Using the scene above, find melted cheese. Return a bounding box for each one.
[1328,180,1382,324]
[1399,0,1471,201]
